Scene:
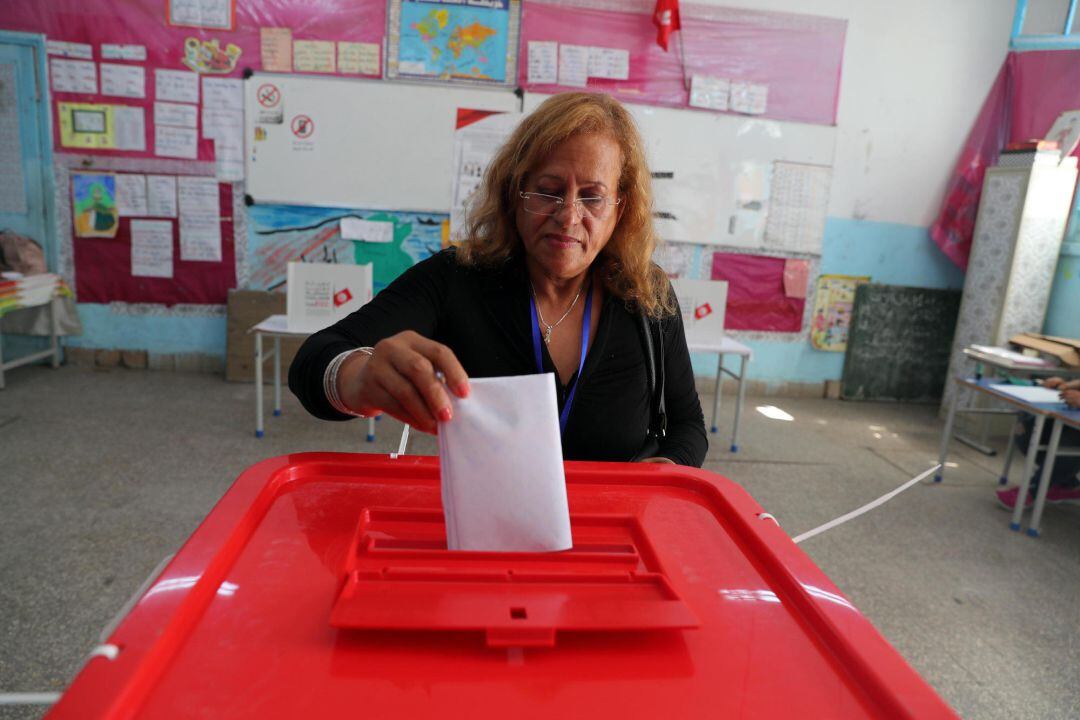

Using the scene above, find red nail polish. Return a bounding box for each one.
[455,383,470,398]
[438,407,452,422]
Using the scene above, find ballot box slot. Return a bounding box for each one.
[329,507,699,647]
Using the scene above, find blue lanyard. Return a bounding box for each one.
[530,278,593,436]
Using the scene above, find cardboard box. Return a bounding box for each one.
[226,289,305,383]
[1009,332,1080,367]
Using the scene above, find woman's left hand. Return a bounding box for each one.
[1061,389,1080,409]
[639,456,675,464]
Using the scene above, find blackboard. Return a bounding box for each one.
[841,285,962,402]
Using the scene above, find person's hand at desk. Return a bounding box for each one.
[1061,388,1080,409]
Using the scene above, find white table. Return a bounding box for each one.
[251,314,376,441]
[689,337,752,453]
[0,296,61,390]
[937,378,1080,537]
[954,345,1080,455]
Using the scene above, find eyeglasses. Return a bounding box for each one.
[519,191,621,219]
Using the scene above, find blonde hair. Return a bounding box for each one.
[456,92,674,318]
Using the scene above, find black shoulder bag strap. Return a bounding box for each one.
[637,310,667,440]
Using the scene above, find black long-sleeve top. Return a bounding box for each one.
[288,249,708,466]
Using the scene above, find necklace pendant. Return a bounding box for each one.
[543,327,553,344]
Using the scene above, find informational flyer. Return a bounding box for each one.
[130,219,174,278]
[178,176,222,262]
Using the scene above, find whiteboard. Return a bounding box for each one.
[245,73,521,211]
[524,94,836,250]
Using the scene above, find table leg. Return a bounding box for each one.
[1026,420,1062,538]
[367,416,376,442]
[711,353,723,434]
[999,416,1021,485]
[1010,414,1046,531]
[731,354,747,453]
[49,297,60,368]
[935,386,961,482]
[255,332,264,438]
[273,336,282,417]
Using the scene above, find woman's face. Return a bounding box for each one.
[515,132,623,282]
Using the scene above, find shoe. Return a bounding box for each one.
[1045,486,1080,505]
[996,486,1032,511]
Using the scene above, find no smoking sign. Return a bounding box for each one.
[257,83,281,108]
[291,115,314,139]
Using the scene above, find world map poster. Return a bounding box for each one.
[391,0,517,84]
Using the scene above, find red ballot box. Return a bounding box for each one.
[48,454,957,719]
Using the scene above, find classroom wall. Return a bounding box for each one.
[17,0,1034,387]
[686,0,1014,383]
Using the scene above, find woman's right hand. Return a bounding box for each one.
[1042,376,1066,389]
[336,331,470,434]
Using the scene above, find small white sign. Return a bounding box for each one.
[340,217,394,244]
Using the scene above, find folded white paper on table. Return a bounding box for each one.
[437,373,572,552]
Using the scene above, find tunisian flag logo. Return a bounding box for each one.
[653,0,681,52]
[333,287,353,307]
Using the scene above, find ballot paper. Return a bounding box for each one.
[437,373,572,552]
[988,383,1067,405]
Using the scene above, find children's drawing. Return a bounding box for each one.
[72,173,119,238]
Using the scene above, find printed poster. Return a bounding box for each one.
[389,0,518,84]
[71,173,120,238]
[810,274,870,351]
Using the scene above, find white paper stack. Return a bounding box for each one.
[437,373,572,552]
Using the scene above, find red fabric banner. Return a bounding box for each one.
[711,252,804,332]
[931,50,1080,269]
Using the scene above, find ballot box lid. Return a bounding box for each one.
[48,454,956,720]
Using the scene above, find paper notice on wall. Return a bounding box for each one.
[178,176,222,262]
[155,125,198,159]
[213,126,245,182]
[764,161,832,255]
[294,40,336,73]
[168,0,234,30]
[50,59,97,94]
[337,42,380,75]
[558,45,588,88]
[202,108,242,140]
[340,217,393,243]
[587,47,629,80]
[782,259,810,299]
[131,219,175,278]
[202,77,243,110]
[689,75,730,111]
[450,110,521,240]
[101,44,147,61]
[154,69,199,103]
[112,105,146,151]
[47,41,93,60]
[527,41,557,84]
[116,174,149,216]
[260,27,293,72]
[154,101,198,128]
[147,175,178,218]
[730,81,768,115]
[100,63,145,99]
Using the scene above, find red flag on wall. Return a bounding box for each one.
[653,0,681,52]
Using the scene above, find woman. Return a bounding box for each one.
[289,92,707,466]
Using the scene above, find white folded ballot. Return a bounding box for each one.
[437,373,572,552]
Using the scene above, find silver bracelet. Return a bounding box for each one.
[324,347,374,417]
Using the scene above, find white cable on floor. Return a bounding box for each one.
[0,692,61,705]
[793,464,941,544]
[390,424,410,459]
